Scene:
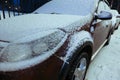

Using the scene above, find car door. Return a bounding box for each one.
[92,1,112,53]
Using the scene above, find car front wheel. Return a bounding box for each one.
[66,52,90,80]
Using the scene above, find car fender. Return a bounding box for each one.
[61,31,93,63]
[58,31,93,80]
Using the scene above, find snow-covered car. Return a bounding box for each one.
[116,14,120,27]
[110,10,119,31]
[0,0,112,80]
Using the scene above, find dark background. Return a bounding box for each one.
[0,0,50,13]
[0,0,120,13]
[108,0,120,13]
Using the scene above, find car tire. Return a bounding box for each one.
[115,25,119,30]
[111,27,114,34]
[66,52,90,80]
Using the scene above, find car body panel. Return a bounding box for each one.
[92,20,111,53]
[0,55,63,80]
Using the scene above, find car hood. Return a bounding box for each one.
[0,14,92,42]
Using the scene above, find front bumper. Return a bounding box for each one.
[0,55,63,80]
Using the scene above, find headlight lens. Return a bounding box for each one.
[0,44,32,62]
[0,30,66,62]
[32,30,65,56]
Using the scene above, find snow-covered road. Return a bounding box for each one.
[85,26,120,80]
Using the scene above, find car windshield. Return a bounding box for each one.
[34,0,96,16]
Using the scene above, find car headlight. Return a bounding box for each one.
[0,44,32,62]
[0,30,66,62]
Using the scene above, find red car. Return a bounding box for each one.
[0,0,112,80]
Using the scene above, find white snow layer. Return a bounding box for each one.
[109,10,119,27]
[0,14,92,41]
[0,42,9,48]
[0,42,9,53]
[62,31,93,62]
[85,26,120,80]
[110,10,119,16]
[34,0,95,16]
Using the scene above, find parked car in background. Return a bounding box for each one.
[110,10,119,31]
[117,14,120,25]
[0,0,112,80]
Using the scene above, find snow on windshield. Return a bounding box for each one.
[34,0,95,16]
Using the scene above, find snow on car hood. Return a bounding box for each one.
[0,14,92,42]
[0,41,9,53]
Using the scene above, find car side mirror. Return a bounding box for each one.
[95,11,112,20]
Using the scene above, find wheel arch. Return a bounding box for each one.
[58,34,93,80]
[64,31,94,63]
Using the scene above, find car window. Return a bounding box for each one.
[34,0,96,16]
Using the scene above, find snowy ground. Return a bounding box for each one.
[85,25,120,80]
